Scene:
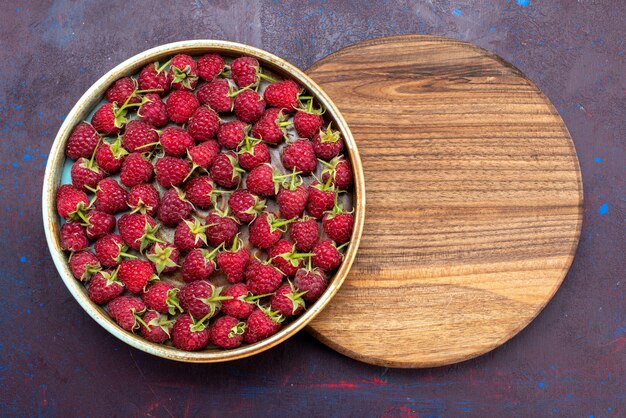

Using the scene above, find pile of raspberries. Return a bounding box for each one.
[55,53,355,351]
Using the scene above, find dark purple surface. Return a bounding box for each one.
[1,1,624,417]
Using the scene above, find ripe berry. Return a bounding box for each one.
[311,240,343,272]
[166,90,199,124]
[205,209,239,248]
[188,140,220,170]
[289,216,319,252]
[179,281,231,319]
[245,259,284,295]
[56,184,89,220]
[196,79,232,113]
[105,77,139,105]
[155,157,191,188]
[268,239,310,277]
[234,89,265,123]
[65,122,100,160]
[181,247,220,283]
[118,213,162,251]
[140,310,172,343]
[197,53,225,81]
[138,61,170,94]
[321,156,353,190]
[246,164,280,197]
[107,296,146,332]
[237,137,271,171]
[120,153,154,188]
[84,210,116,240]
[211,316,245,349]
[168,54,198,91]
[171,313,210,351]
[294,260,328,303]
[228,189,265,223]
[216,235,250,284]
[137,93,169,127]
[69,250,101,282]
[263,80,300,112]
[160,126,195,157]
[183,176,213,209]
[118,259,156,293]
[248,212,294,249]
[60,221,89,251]
[306,180,336,219]
[94,234,134,267]
[70,158,105,191]
[174,218,209,252]
[313,125,344,161]
[252,108,289,144]
[188,106,220,142]
[281,139,317,175]
[94,178,128,215]
[243,306,283,343]
[95,137,128,174]
[293,99,324,139]
[217,120,247,149]
[270,281,307,316]
[157,188,193,227]
[221,283,260,319]
[91,102,128,135]
[142,281,183,315]
[146,243,180,275]
[277,175,309,220]
[88,269,124,304]
[126,183,160,216]
[322,202,354,244]
[122,120,158,153]
[210,152,243,188]
[231,56,260,87]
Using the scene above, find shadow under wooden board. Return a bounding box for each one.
[304,35,583,368]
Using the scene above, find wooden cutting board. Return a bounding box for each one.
[304,35,583,368]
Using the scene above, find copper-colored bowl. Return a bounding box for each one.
[42,40,365,362]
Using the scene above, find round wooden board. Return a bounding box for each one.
[304,35,583,368]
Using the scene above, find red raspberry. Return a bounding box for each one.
[245,259,284,295]
[322,203,354,244]
[205,210,239,248]
[248,212,293,249]
[107,296,146,332]
[94,178,128,215]
[139,310,172,343]
[188,106,220,141]
[183,176,213,209]
[231,56,260,87]
[160,126,195,157]
[221,283,257,318]
[118,259,156,293]
[155,157,191,188]
[216,236,250,284]
[252,108,289,144]
[234,90,265,123]
[93,234,132,267]
[313,126,344,160]
[56,184,89,220]
[146,242,180,274]
[171,313,210,351]
[95,137,128,174]
[179,280,230,319]
[60,221,88,251]
[196,79,232,113]
[246,164,279,197]
[188,140,220,170]
[270,282,306,316]
[228,189,265,223]
[243,306,283,343]
[294,263,328,303]
[321,156,353,190]
[217,120,247,149]
[210,152,243,188]
[65,122,100,160]
[84,210,116,240]
[311,240,343,271]
[181,247,219,283]
[268,239,307,277]
[166,90,199,124]
[294,108,323,139]
[118,213,161,251]
[174,218,208,252]
[68,250,101,282]
[197,53,225,81]
[237,138,271,171]
[120,153,153,188]
[157,188,193,227]
[138,61,170,94]
[277,179,309,220]
[281,139,317,175]
[211,316,245,349]
[306,180,336,219]
[168,54,198,91]
[122,120,158,153]
[289,217,319,252]
[105,77,139,105]
[126,183,160,216]
[263,80,300,112]
[142,281,182,315]
[91,102,126,135]
[70,158,105,191]
[137,93,169,127]
[88,269,124,304]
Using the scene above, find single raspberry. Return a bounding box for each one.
[84,210,116,240]
[142,281,183,315]
[188,106,220,142]
[233,89,265,123]
[146,242,180,275]
[245,259,284,295]
[311,240,344,272]
[306,180,336,219]
[70,158,105,191]
[122,120,158,153]
[120,153,154,188]
[322,201,354,244]
[210,152,243,188]
[188,139,220,170]
[221,283,263,319]
[321,156,354,190]
[197,53,225,81]
[65,122,100,160]
[69,250,101,282]
[228,189,265,223]
[294,259,328,303]
[138,61,170,94]
[137,93,169,127]
[126,183,160,216]
[105,77,139,105]
[248,212,294,249]
[118,259,156,293]
[183,176,214,209]
[205,208,239,248]
[211,316,246,349]
[252,107,290,144]
[243,306,284,343]
[276,173,309,220]
[60,221,89,251]
[94,234,135,267]
[246,164,281,197]
[263,80,301,112]
[237,136,271,171]
[155,157,191,188]
[174,218,209,252]
[94,178,128,215]
[91,102,134,135]
[168,54,198,91]
[293,99,324,139]
[166,90,199,124]
[270,281,307,316]
[160,126,195,157]
[231,56,260,87]
[88,269,124,305]
[171,313,210,351]
[139,310,173,343]
[107,296,146,332]
[313,125,344,161]
[181,247,220,283]
[217,120,247,149]
[281,139,317,175]
[289,216,319,252]
[157,187,193,227]
[268,239,311,277]
[56,184,89,220]
[196,79,233,113]
[179,281,231,319]
[95,136,128,174]
[118,213,162,251]
[216,235,250,284]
